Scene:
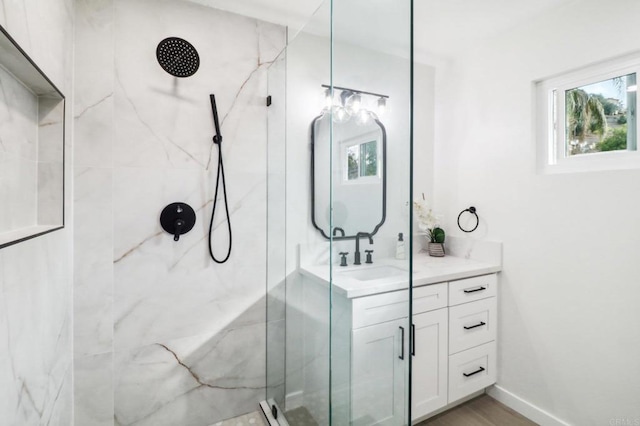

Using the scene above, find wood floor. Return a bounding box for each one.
[417,395,538,426]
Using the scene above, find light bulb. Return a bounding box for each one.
[350,93,362,113]
[332,105,351,123]
[355,109,371,126]
[324,89,333,109]
[377,97,387,117]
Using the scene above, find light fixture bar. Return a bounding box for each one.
[321,84,389,99]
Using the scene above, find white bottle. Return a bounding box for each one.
[395,232,406,260]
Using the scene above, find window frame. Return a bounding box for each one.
[339,130,382,184]
[537,53,640,173]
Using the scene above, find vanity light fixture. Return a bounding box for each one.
[320,85,389,123]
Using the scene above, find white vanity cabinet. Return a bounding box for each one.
[348,289,410,426]
[300,264,499,426]
[411,307,448,418]
[411,273,498,422]
[351,317,407,426]
[445,274,497,406]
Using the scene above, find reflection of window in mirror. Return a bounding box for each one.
[341,131,381,183]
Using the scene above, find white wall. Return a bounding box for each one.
[430,1,640,424]
[0,0,74,424]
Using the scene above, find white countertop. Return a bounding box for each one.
[300,253,501,298]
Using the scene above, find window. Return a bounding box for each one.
[537,53,640,173]
[340,131,381,183]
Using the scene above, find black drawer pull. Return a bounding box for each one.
[464,286,486,294]
[399,326,405,360]
[464,321,486,330]
[463,366,485,377]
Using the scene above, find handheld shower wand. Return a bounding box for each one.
[208,94,232,263]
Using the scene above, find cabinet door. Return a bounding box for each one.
[351,318,408,426]
[411,308,448,420]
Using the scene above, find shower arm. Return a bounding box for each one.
[210,94,223,144]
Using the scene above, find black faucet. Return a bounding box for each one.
[333,227,345,237]
[354,232,373,265]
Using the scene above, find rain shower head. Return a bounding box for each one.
[156,37,200,77]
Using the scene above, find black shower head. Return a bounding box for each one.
[156,37,200,78]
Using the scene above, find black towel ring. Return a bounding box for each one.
[457,206,479,233]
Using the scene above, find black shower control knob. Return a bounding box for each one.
[160,202,196,242]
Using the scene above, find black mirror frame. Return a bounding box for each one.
[310,113,387,241]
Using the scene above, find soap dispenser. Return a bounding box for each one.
[395,232,406,260]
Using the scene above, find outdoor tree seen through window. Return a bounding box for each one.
[565,73,637,156]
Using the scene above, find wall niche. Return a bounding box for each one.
[0,24,65,249]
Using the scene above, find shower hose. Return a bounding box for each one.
[208,94,232,263]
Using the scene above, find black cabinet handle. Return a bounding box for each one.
[463,366,485,377]
[463,286,486,294]
[411,324,416,356]
[464,321,486,330]
[399,326,405,360]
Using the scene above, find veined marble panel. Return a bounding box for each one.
[113,0,283,169]
[0,233,72,425]
[0,65,39,161]
[71,0,285,423]
[0,0,74,423]
[74,166,114,356]
[0,63,39,233]
[74,0,114,168]
[75,352,114,426]
[114,321,265,426]
[113,166,267,350]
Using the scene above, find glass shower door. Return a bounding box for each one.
[330,0,413,425]
[265,0,413,425]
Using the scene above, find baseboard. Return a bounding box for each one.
[412,390,485,424]
[284,390,303,411]
[487,385,571,426]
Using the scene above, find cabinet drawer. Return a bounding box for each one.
[449,274,496,306]
[448,341,496,403]
[413,283,447,314]
[352,290,408,329]
[449,297,496,354]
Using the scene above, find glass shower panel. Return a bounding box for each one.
[266,1,413,425]
[330,0,413,425]
[265,1,333,424]
[266,47,287,411]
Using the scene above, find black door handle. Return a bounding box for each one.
[463,366,485,377]
[411,324,415,356]
[464,321,486,330]
[463,286,486,293]
[399,326,405,360]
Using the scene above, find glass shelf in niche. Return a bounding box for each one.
[0,24,65,249]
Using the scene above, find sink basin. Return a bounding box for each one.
[336,265,407,281]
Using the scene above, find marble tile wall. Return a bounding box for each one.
[0,0,74,424]
[73,0,285,424]
[0,64,39,233]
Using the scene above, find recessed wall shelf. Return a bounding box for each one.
[0,24,65,249]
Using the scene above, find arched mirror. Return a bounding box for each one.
[311,101,387,240]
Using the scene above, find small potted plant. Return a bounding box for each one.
[414,196,446,257]
[426,227,445,257]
